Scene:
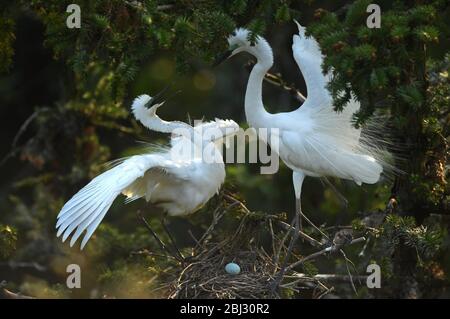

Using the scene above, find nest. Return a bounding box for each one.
[162,194,367,299]
[164,195,284,298]
[169,245,277,299]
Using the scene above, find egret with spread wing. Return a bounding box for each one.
[56,93,239,250]
[220,21,392,286]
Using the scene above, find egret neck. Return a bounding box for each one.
[244,51,273,129]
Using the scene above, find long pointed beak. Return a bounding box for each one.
[212,49,233,67]
[148,84,171,107]
[145,83,181,108]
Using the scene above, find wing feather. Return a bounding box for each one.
[56,154,173,249]
[292,20,331,110]
[287,21,390,184]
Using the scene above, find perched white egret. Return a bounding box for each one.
[56,94,239,249]
[221,21,392,283]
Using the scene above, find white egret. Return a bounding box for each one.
[221,21,392,285]
[56,93,239,250]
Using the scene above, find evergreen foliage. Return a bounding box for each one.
[0,0,448,298]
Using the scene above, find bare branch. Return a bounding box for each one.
[245,61,306,103]
[0,281,34,299]
[285,237,366,272]
[277,221,322,248]
[289,273,369,282]
[0,261,46,272]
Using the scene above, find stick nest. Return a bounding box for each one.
[163,193,369,299]
[169,244,278,298]
[167,196,283,298]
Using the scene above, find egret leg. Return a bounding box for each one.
[293,171,305,232]
[137,211,172,258]
[270,198,301,294]
[297,197,303,232]
[161,214,185,262]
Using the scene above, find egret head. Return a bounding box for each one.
[132,90,200,137]
[214,28,273,67]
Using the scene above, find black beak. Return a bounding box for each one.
[213,49,233,67]
[146,84,173,107]
[146,84,182,108]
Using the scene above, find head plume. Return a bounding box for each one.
[131,94,193,134]
[227,28,273,67]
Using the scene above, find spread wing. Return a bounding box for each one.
[56,154,181,249]
[292,20,332,111]
[286,21,385,185]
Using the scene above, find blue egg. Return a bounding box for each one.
[225,262,241,275]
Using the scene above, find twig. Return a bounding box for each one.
[358,236,371,257]
[223,193,251,213]
[157,4,174,11]
[273,216,293,272]
[0,281,34,299]
[289,273,369,282]
[340,249,357,295]
[285,237,365,272]
[124,1,174,12]
[280,273,334,298]
[130,249,178,261]
[0,288,35,299]
[12,108,48,149]
[0,147,21,168]
[268,219,276,257]
[277,221,323,248]
[320,177,349,208]
[0,261,46,272]
[0,108,49,167]
[301,211,330,241]
[188,230,200,247]
[189,197,249,262]
[123,1,143,10]
[324,224,378,232]
[317,286,334,299]
[195,205,228,248]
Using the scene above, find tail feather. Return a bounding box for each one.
[344,153,383,185]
